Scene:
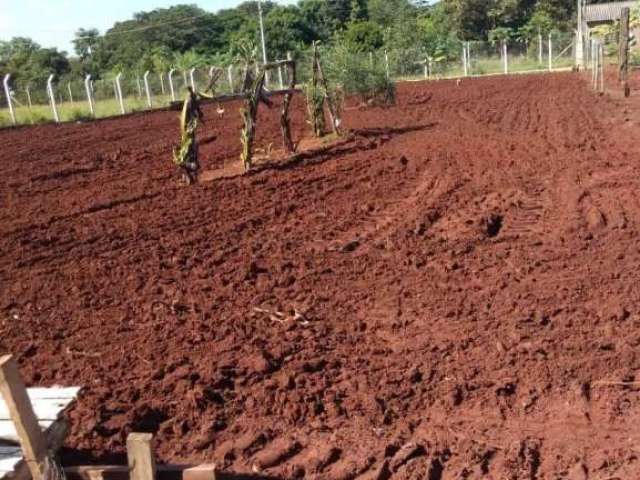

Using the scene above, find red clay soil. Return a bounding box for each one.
[2,73,640,479]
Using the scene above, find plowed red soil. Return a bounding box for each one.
[2,73,640,479]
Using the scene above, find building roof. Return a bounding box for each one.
[584,1,637,24]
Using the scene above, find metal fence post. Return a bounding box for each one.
[136,76,142,98]
[25,86,32,108]
[85,74,95,116]
[115,73,125,114]
[3,74,16,125]
[168,69,176,101]
[143,70,152,108]
[67,82,74,103]
[548,34,553,71]
[47,75,60,122]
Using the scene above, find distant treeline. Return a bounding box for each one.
[0,0,613,87]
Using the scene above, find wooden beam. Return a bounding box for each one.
[127,433,157,480]
[169,88,302,111]
[619,7,631,97]
[0,355,46,480]
[65,465,277,480]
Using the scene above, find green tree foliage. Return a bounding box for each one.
[265,6,314,58]
[341,21,384,52]
[1,0,591,85]
[0,37,69,86]
[416,4,461,61]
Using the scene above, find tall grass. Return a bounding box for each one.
[0,94,174,128]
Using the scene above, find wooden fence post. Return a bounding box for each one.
[619,7,631,96]
[127,433,157,480]
[0,355,47,480]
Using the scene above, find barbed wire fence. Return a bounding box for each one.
[1,33,577,127]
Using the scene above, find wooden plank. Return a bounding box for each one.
[127,433,156,480]
[619,7,631,97]
[0,397,76,421]
[21,388,80,400]
[0,449,21,476]
[66,464,279,480]
[0,356,46,480]
[0,446,22,476]
[5,420,69,480]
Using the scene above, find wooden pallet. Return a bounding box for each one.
[0,355,80,480]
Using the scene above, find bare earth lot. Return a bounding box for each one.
[2,73,640,479]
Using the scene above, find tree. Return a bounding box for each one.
[0,37,69,86]
[73,28,100,61]
[416,4,461,61]
[341,21,384,52]
[367,0,414,28]
[299,0,352,41]
[265,5,314,58]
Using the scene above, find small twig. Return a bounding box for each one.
[592,380,640,387]
[65,347,101,358]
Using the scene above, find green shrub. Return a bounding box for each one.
[67,108,92,122]
[325,45,396,106]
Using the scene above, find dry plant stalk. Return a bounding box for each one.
[240,70,267,171]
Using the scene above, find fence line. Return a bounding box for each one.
[0,34,576,127]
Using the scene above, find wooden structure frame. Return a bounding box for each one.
[0,355,79,480]
[239,59,298,171]
[308,42,341,138]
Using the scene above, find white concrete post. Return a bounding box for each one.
[168,69,176,101]
[278,65,284,89]
[467,42,472,75]
[503,40,509,74]
[227,65,234,93]
[576,0,584,69]
[159,72,165,95]
[143,70,152,108]
[538,32,543,65]
[25,86,32,108]
[548,34,553,71]
[599,43,605,93]
[384,50,390,80]
[67,82,74,103]
[84,74,95,116]
[115,73,125,114]
[463,45,468,76]
[3,74,16,125]
[424,58,428,79]
[47,75,60,122]
[112,79,118,104]
[189,68,196,91]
